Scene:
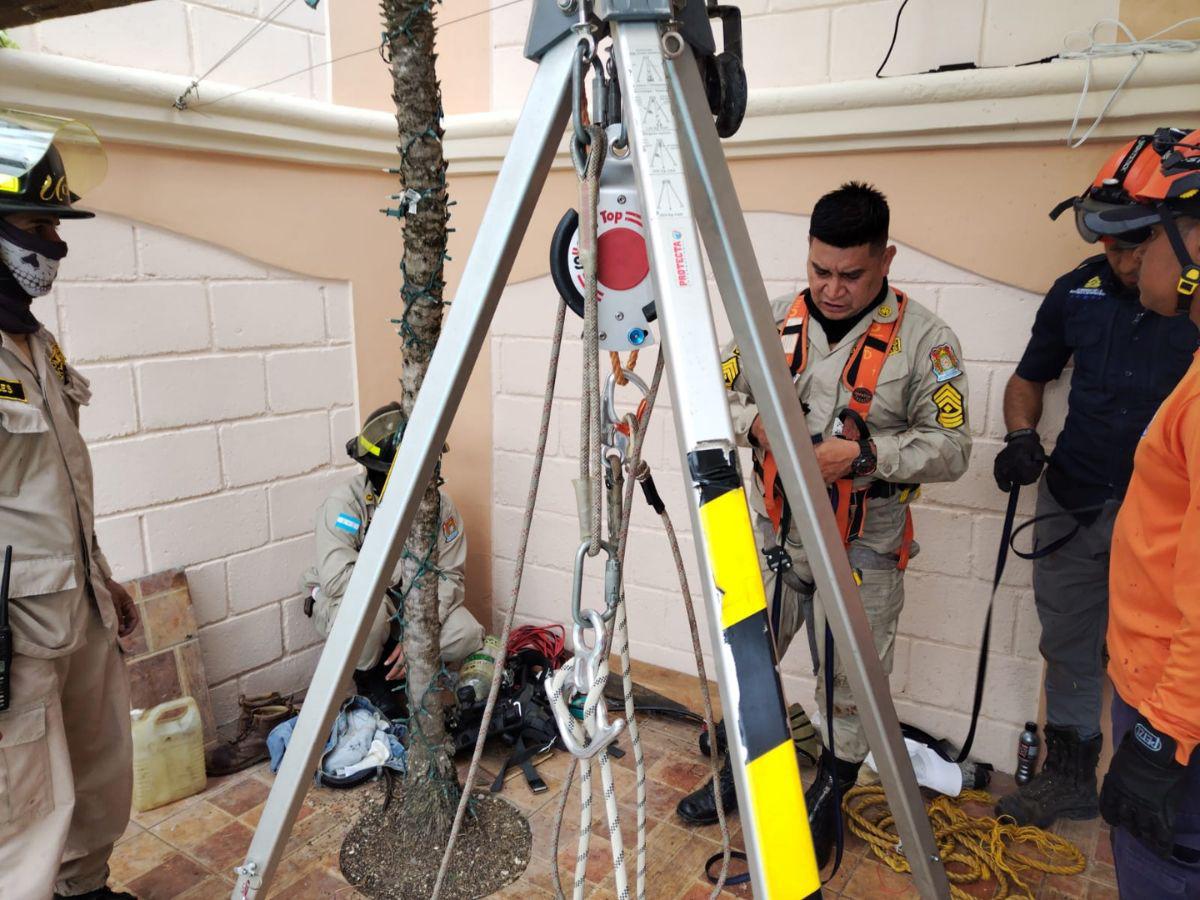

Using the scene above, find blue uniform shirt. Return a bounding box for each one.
[1016,255,1200,510]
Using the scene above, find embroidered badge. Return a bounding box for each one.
[1070,275,1107,299]
[889,336,902,356]
[0,377,27,402]
[721,348,741,388]
[46,338,68,385]
[878,305,893,319]
[851,387,873,404]
[929,344,963,383]
[334,514,361,534]
[933,383,965,429]
[442,515,460,543]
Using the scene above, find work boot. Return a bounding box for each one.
[55,889,138,899]
[206,699,295,776]
[676,755,738,826]
[805,750,862,870]
[995,725,1101,827]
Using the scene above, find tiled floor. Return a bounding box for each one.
[107,705,1119,899]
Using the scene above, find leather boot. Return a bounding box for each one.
[995,725,1101,827]
[55,888,138,899]
[206,701,295,776]
[676,755,738,826]
[805,750,861,869]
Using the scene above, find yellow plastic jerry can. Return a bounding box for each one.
[131,696,207,812]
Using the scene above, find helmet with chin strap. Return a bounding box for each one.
[1083,128,1200,313]
[1049,127,1191,249]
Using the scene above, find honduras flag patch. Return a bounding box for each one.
[335,513,361,534]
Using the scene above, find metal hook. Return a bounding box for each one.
[544,610,625,759]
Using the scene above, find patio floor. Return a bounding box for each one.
[106,669,1119,899]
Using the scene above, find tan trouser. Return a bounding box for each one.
[0,610,132,899]
[309,588,485,670]
[757,515,907,764]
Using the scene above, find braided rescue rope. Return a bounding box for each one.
[843,784,1087,899]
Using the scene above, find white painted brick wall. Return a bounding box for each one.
[491,211,1081,772]
[42,215,356,728]
[489,0,1120,110]
[8,0,331,102]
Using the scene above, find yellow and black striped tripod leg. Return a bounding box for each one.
[690,448,821,899]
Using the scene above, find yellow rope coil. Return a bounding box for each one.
[842,784,1087,899]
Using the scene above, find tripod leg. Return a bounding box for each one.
[230,35,577,900]
[612,22,819,899]
[662,36,952,900]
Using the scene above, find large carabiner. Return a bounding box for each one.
[570,539,620,628]
[602,369,650,462]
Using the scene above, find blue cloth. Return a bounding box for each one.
[267,695,406,778]
[1015,255,1199,510]
[1110,693,1200,898]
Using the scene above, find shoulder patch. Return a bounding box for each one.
[933,383,965,429]
[929,344,963,383]
[46,338,68,385]
[0,377,27,402]
[721,348,741,388]
[442,515,460,543]
[334,513,362,534]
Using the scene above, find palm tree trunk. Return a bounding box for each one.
[382,0,458,835]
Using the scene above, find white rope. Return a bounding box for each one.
[1061,17,1200,148]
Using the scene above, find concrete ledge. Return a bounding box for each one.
[2,47,1199,173]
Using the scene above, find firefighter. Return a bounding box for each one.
[676,182,971,868]
[300,403,484,718]
[0,111,140,899]
[1082,127,1200,899]
[993,129,1198,829]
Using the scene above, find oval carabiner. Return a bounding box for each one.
[570,539,616,628]
[602,369,651,461]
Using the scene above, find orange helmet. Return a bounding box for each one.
[1084,127,1200,309]
[1051,127,1191,246]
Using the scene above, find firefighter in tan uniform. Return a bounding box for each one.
[0,115,141,899]
[677,183,971,868]
[302,403,484,719]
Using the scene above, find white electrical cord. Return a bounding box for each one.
[1061,17,1200,148]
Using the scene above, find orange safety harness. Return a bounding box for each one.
[756,290,916,568]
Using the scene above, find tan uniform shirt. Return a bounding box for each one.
[302,473,467,623]
[724,289,972,553]
[0,327,115,659]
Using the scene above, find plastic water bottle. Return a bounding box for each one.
[457,635,503,705]
[1015,721,1040,786]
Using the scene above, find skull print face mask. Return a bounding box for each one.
[0,218,67,298]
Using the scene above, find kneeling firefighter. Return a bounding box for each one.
[677,182,972,870]
[303,403,485,715]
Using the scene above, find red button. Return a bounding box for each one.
[597,228,649,292]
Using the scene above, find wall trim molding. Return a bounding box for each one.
[2,49,1199,174]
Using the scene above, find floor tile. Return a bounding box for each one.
[108,831,177,886]
[152,801,237,852]
[126,852,212,900]
[191,819,255,875]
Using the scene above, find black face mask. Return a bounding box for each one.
[0,267,39,335]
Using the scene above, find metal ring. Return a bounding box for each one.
[661,30,686,59]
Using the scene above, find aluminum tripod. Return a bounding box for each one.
[233,2,952,896]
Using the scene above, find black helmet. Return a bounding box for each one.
[0,110,106,220]
[346,403,405,473]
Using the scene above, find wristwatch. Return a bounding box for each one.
[850,439,877,477]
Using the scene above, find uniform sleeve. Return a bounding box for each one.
[1014,283,1072,383]
[313,495,363,601]
[723,296,794,446]
[91,534,113,580]
[1140,397,1200,765]
[436,493,468,620]
[872,325,972,484]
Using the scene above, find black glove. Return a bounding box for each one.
[1100,715,1191,858]
[993,428,1046,492]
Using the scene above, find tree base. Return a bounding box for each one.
[340,789,532,899]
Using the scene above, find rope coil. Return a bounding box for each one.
[843,784,1087,899]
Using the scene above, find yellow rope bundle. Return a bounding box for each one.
[842,784,1087,899]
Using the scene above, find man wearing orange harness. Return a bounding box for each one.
[676,183,972,868]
